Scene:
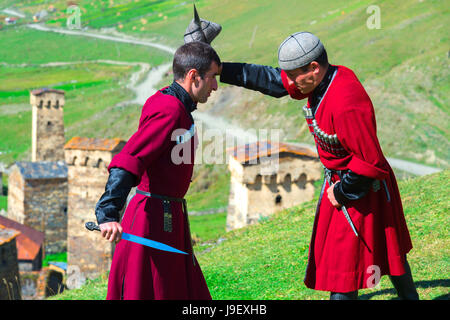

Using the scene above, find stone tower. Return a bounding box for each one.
[64,137,125,285]
[7,161,68,254]
[226,141,321,231]
[30,88,65,162]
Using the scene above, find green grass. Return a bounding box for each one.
[0,165,8,211]
[0,63,130,91]
[195,0,450,168]
[198,170,450,300]
[190,212,227,244]
[49,170,449,300]
[0,59,145,160]
[42,252,67,267]
[0,195,6,210]
[0,26,171,65]
[1,0,447,167]
[0,23,173,165]
[49,273,109,300]
[185,164,230,212]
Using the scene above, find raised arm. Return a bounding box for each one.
[220,62,288,98]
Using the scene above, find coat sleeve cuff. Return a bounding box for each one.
[347,155,389,180]
[333,181,348,206]
[108,153,145,178]
[220,62,243,85]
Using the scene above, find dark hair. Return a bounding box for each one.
[173,42,221,80]
[300,48,329,72]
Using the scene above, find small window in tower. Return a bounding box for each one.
[275,194,282,205]
[47,121,52,126]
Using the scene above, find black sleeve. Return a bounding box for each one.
[95,167,137,224]
[220,62,288,98]
[333,170,374,206]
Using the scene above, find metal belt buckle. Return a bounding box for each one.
[163,200,172,232]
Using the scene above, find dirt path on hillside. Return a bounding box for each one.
[27,24,175,54]
[21,23,443,177]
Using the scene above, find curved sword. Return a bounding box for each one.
[85,222,188,255]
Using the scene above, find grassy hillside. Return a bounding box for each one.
[49,170,449,300]
[0,0,446,170]
[199,170,449,300]
[198,0,449,168]
[210,0,445,167]
[21,0,445,168]
[0,25,173,164]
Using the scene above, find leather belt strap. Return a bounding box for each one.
[136,189,185,203]
[135,188,196,266]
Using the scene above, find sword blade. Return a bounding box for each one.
[85,222,188,255]
[340,206,359,237]
[121,232,188,255]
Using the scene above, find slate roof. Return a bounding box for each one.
[13,161,67,180]
[0,215,44,261]
[30,88,65,96]
[64,136,125,152]
[228,141,317,164]
[0,225,20,246]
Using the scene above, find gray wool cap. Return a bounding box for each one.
[184,18,222,44]
[278,32,324,70]
[184,5,221,44]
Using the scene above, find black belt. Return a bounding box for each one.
[136,189,185,203]
[135,188,195,265]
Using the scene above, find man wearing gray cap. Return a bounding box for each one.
[217,31,419,300]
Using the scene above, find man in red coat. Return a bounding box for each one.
[219,31,419,300]
[94,41,221,300]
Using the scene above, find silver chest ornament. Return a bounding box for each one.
[303,103,348,158]
[311,119,348,157]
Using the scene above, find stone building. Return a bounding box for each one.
[65,136,125,284]
[0,215,45,272]
[0,225,21,300]
[7,161,68,254]
[226,141,321,231]
[30,88,65,162]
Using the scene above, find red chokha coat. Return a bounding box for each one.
[105,88,211,300]
[281,66,413,292]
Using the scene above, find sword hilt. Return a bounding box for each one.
[85,221,101,232]
[323,167,359,237]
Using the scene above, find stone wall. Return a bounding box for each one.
[65,142,124,283]
[7,164,68,254]
[0,229,21,300]
[23,178,68,254]
[227,153,321,230]
[6,168,25,224]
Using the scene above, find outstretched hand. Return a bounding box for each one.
[99,222,123,243]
